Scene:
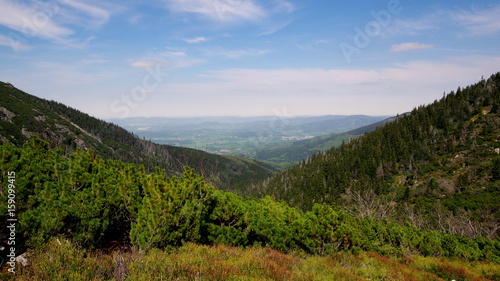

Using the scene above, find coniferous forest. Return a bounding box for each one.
[1,74,500,280]
[250,73,500,240]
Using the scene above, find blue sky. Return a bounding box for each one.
[0,0,499,118]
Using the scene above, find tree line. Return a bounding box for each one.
[1,137,499,262]
[248,73,500,240]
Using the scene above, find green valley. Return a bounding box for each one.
[1,74,500,280]
[110,115,389,169]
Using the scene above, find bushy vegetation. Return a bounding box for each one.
[4,238,500,280]
[2,75,500,279]
[1,138,500,266]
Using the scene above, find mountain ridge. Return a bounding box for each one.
[0,81,277,190]
[249,73,500,240]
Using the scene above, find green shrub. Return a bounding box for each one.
[130,167,215,249]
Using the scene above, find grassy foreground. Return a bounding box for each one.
[2,238,499,281]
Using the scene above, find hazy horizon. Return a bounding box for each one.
[106,113,393,120]
[1,0,499,119]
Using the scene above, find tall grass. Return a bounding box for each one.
[3,238,500,280]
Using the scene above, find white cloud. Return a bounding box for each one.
[271,0,294,14]
[130,58,169,69]
[130,50,203,70]
[450,5,500,36]
[144,56,500,117]
[127,14,144,25]
[295,39,332,51]
[0,34,31,51]
[390,42,434,52]
[80,58,110,65]
[163,0,295,26]
[164,0,266,23]
[0,0,73,41]
[390,4,500,37]
[0,0,114,48]
[162,51,205,68]
[183,36,208,43]
[389,14,441,36]
[58,0,111,28]
[258,19,293,35]
[218,48,270,58]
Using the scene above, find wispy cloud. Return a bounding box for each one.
[80,58,110,65]
[0,0,73,41]
[295,39,332,51]
[450,5,500,36]
[200,47,270,59]
[130,50,203,70]
[130,58,169,69]
[389,12,442,36]
[390,42,434,52]
[0,34,31,51]
[162,51,204,68]
[258,19,293,35]
[183,36,208,43]
[164,0,266,23]
[58,0,111,28]
[271,0,294,14]
[127,14,144,25]
[390,4,500,37]
[162,0,295,29]
[155,56,500,116]
[219,48,269,58]
[0,0,114,49]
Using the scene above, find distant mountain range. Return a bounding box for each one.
[110,115,390,169]
[109,115,389,137]
[0,81,276,191]
[249,73,500,240]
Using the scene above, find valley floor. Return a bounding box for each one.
[3,238,500,281]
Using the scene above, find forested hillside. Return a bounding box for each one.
[254,116,398,169]
[251,73,500,240]
[1,76,500,280]
[1,138,499,263]
[0,82,276,190]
